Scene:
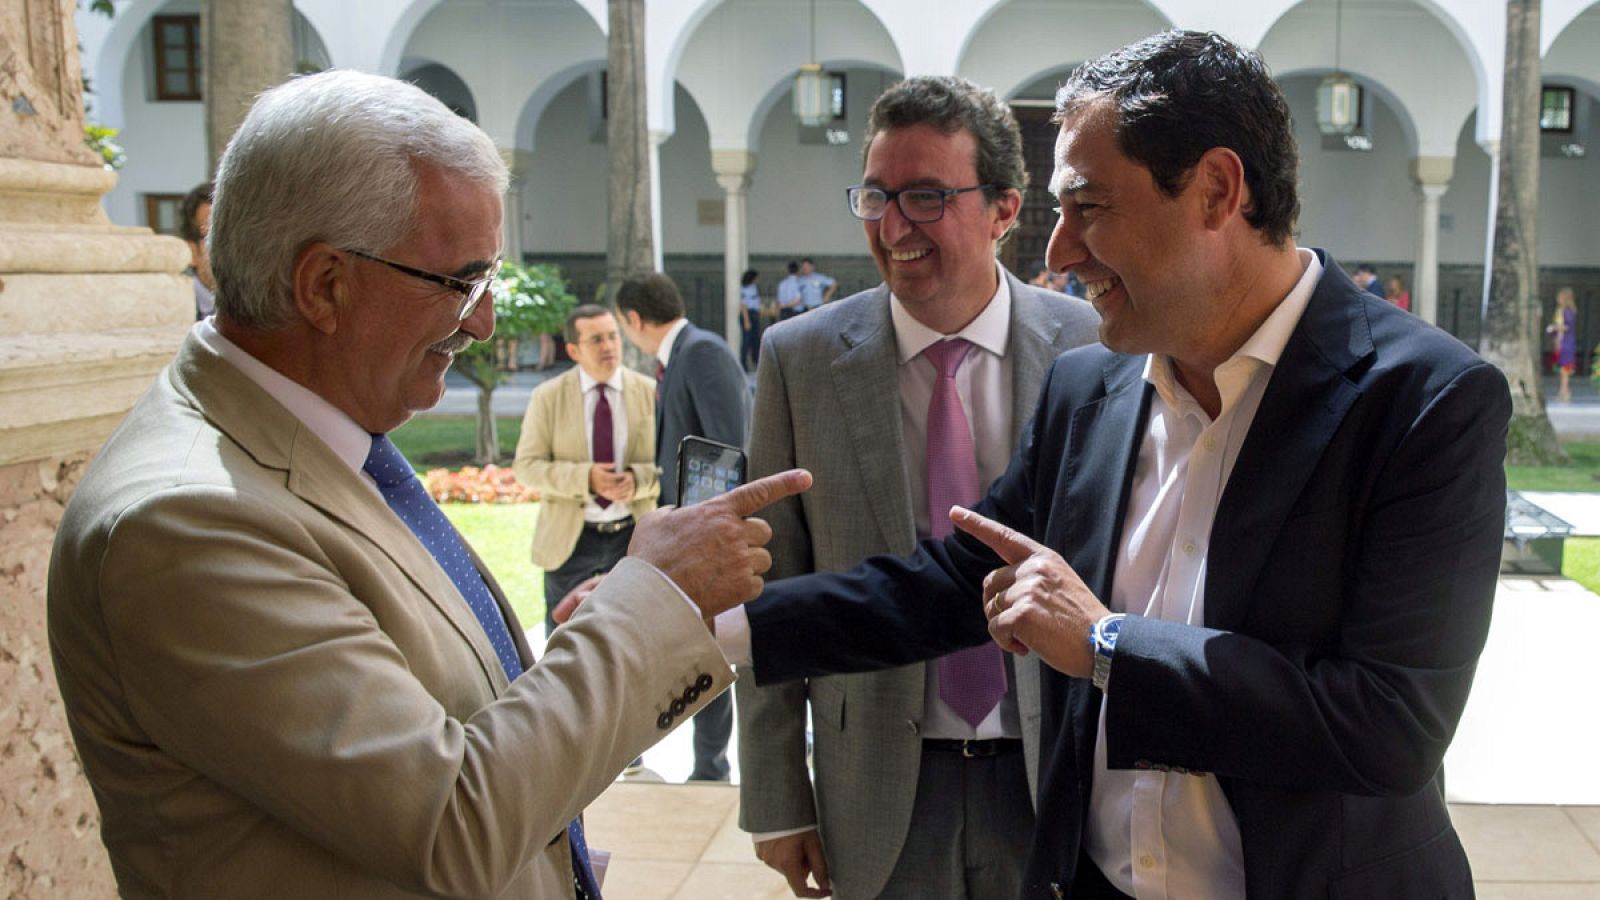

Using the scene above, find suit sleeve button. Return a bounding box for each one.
[671,697,686,716]
[695,673,714,691]
[657,712,672,730]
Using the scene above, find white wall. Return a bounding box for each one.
[1283,75,1420,262]
[745,67,894,256]
[959,0,1170,99]
[518,75,607,255]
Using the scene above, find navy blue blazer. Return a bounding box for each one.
[656,322,749,505]
[749,253,1510,899]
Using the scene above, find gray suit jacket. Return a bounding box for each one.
[656,322,750,504]
[734,272,1099,898]
[47,332,732,899]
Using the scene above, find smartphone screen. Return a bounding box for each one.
[677,436,747,506]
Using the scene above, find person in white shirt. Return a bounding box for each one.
[796,258,837,310]
[725,30,1508,900]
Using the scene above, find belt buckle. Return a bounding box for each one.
[961,740,979,759]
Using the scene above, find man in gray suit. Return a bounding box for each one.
[735,76,1099,899]
[616,272,750,781]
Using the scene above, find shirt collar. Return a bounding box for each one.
[195,319,373,474]
[1145,248,1321,414]
[656,318,691,369]
[890,259,1012,364]
[577,365,625,395]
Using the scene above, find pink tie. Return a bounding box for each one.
[923,339,1008,727]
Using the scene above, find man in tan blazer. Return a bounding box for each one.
[514,305,659,635]
[47,69,807,900]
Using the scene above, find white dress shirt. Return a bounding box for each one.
[577,367,632,524]
[717,262,1022,741]
[1087,249,1320,899]
[655,318,691,371]
[889,266,1022,741]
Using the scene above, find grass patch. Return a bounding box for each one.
[392,416,523,470]
[443,503,545,629]
[1562,537,1600,596]
[1506,442,1600,492]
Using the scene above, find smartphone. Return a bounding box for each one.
[676,435,747,506]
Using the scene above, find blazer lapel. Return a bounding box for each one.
[177,338,511,691]
[828,289,918,553]
[1006,274,1066,447]
[1206,255,1370,631]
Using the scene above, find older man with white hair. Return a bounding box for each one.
[48,69,808,900]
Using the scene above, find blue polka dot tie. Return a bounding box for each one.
[363,434,602,899]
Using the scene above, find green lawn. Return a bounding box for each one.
[391,415,524,471]
[442,503,546,629]
[1505,442,1600,492]
[1564,538,1600,595]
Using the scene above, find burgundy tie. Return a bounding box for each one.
[923,339,1008,727]
[654,361,665,403]
[593,384,614,509]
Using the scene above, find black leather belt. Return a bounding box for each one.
[584,517,634,535]
[924,738,1023,758]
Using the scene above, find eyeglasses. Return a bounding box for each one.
[845,184,995,224]
[343,248,502,321]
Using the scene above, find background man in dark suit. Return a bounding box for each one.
[735,75,1098,900]
[723,30,1509,899]
[616,272,750,781]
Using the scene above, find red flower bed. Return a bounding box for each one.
[425,465,539,504]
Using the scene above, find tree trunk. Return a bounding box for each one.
[1480,0,1564,464]
[475,386,498,466]
[205,0,293,174]
[606,0,656,373]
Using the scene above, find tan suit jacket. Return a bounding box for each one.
[512,365,658,570]
[47,333,731,899]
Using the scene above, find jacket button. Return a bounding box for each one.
[1050,883,1064,899]
[905,720,920,736]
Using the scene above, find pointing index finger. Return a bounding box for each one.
[716,469,814,518]
[950,506,1043,565]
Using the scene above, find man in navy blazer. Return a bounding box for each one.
[730,31,1509,899]
[617,272,750,781]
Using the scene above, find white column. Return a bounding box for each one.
[498,148,531,264]
[648,129,668,273]
[713,150,757,348]
[1409,156,1454,327]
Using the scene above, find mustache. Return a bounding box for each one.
[429,331,475,355]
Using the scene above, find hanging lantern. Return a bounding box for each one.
[793,63,830,127]
[1317,72,1358,135]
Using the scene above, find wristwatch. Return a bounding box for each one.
[1090,613,1126,691]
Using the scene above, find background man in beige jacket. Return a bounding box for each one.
[515,304,659,636]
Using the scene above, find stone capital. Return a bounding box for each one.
[1409,155,1455,188]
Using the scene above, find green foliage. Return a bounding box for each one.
[84,122,125,170]
[83,0,115,16]
[453,261,577,392]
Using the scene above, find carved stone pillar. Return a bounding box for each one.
[1,2,190,894]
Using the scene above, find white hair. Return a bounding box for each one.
[209,69,508,330]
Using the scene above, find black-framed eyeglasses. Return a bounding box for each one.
[343,248,502,321]
[845,184,995,224]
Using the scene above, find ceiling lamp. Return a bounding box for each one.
[793,0,829,126]
[1317,0,1358,135]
